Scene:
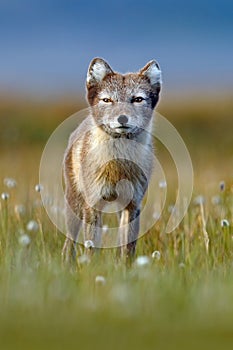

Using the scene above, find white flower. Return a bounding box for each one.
[159,180,167,189]
[211,195,221,205]
[84,240,95,249]
[95,275,106,285]
[221,219,230,227]
[19,234,31,246]
[1,192,9,200]
[51,206,61,215]
[179,262,185,269]
[4,177,17,188]
[35,184,43,193]
[168,205,176,213]
[135,256,150,267]
[26,220,39,232]
[193,195,205,205]
[102,224,108,233]
[77,254,91,265]
[152,250,161,260]
[43,196,53,206]
[153,212,160,220]
[14,204,26,216]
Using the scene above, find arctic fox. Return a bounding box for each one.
[62,58,162,260]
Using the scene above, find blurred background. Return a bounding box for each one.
[0,0,232,191]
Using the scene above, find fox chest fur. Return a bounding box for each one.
[67,120,153,208]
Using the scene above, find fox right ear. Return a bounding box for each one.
[86,58,114,88]
[140,60,162,86]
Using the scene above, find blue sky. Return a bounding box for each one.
[0,0,232,97]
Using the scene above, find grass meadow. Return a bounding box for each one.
[0,95,233,350]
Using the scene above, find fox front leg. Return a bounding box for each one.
[83,208,102,250]
[126,207,140,259]
[62,205,82,263]
[119,206,140,260]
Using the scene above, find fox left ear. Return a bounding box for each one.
[140,60,162,86]
[86,58,114,88]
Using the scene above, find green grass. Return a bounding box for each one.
[0,174,232,350]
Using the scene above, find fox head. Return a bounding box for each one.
[86,58,162,136]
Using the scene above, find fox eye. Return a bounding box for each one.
[102,98,112,103]
[132,97,145,103]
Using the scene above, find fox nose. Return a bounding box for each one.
[118,115,128,125]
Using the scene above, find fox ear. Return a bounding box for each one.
[87,58,114,88]
[140,60,162,86]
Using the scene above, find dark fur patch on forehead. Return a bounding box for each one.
[102,73,149,88]
[87,85,100,106]
[86,72,114,105]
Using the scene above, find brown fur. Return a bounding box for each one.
[62,58,161,261]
